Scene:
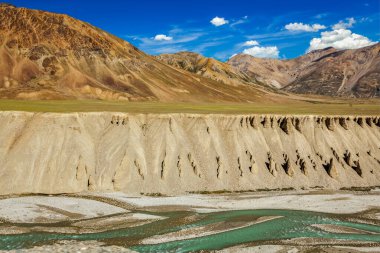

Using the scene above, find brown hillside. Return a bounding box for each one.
[228,44,380,97]
[0,4,286,103]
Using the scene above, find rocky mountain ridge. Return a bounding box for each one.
[158,44,380,98]
[156,52,259,87]
[228,44,380,97]
[1,4,378,100]
[0,4,283,102]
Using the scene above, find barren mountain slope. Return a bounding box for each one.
[284,44,380,97]
[226,48,339,89]
[156,52,259,86]
[228,55,293,89]
[228,45,380,97]
[0,4,283,102]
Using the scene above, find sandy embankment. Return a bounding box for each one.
[0,112,379,195]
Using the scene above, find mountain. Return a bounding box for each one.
[0,4,284,103]
[1,4,378,101]
[156,52,259,87]
[228,44,380,97]
[227,47,337,89]
[284,44,380,97]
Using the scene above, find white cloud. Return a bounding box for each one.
[154,34,173,41]
[285,22,326,32]
[230,16,249,27]
[244,40,259,46]
[314,13,328,19]
[308,29,377,51]
[332,17,356,30]
[210,16,229,27]
[311,24,327,31]
[243,46,280,58]
[229,53,238,59]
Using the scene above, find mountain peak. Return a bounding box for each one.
[0,5,132,52]
[156,52,257,86]
[0,4,378,100]
[0,5,276,102]
[306,47,337,55]
[0,3,16,8]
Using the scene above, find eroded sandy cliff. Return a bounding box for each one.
[0,112,379,195]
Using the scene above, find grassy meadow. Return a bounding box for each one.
[0,99,379,115]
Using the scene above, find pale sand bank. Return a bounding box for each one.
[218,245,380,253]
[96,191,380,214]
[0,196,127,223]
[0,241,137,253]
[1,191,379,225]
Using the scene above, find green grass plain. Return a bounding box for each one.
[0,99,379,115]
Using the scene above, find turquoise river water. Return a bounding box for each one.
[0,209,379,252]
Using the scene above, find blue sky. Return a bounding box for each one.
[7,0,380,61]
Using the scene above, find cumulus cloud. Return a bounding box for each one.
[244,40,259,46]
[243,46,279,58]
[332,17,356,30]
[310,24,327,31]
[308,29,377,51]
[154,34,173,41]
[285,22,326,32]
[210,16,229,27]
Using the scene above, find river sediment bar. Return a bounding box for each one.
[0,112,379,195]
